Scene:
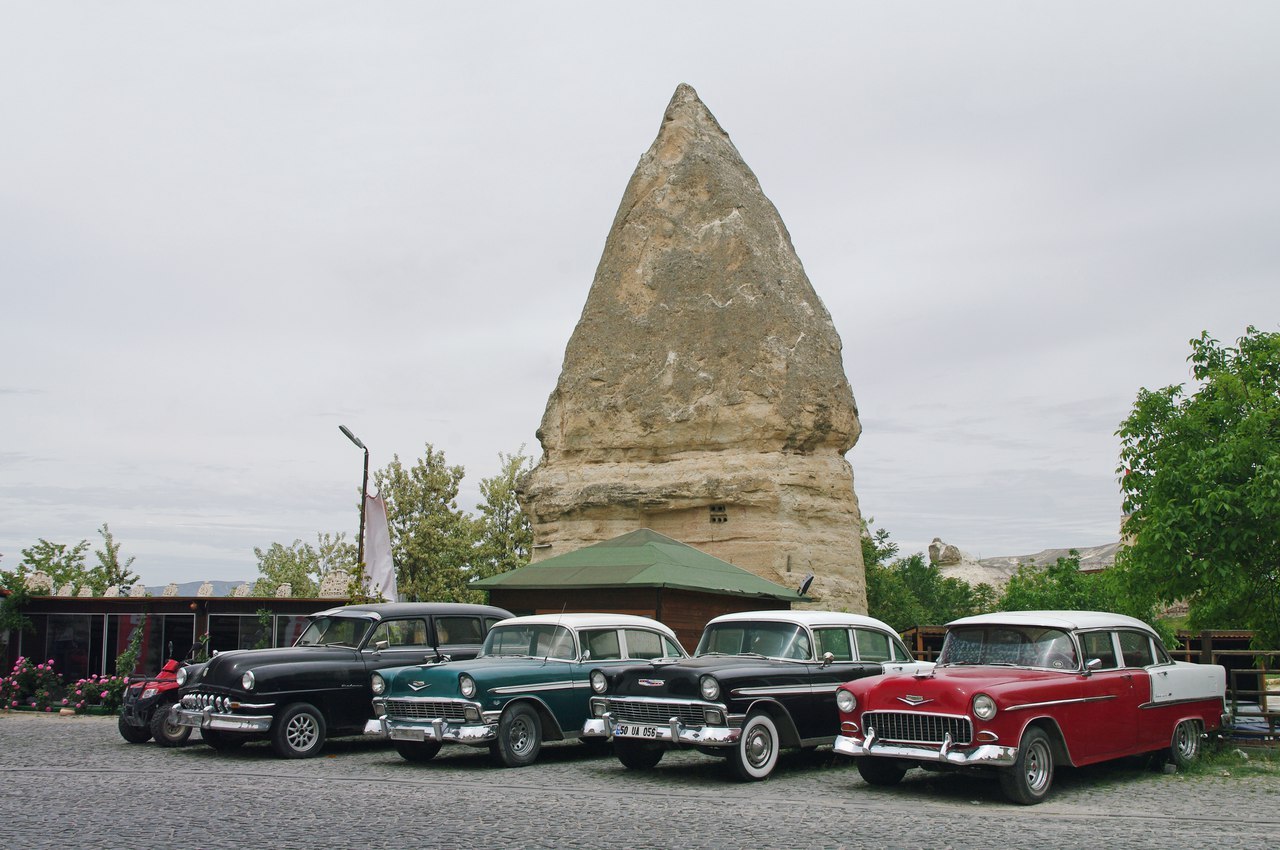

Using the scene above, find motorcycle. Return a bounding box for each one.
[117,657,192,747]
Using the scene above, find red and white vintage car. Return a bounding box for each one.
[833,610,1228,804]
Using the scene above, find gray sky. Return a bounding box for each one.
[3,2,1278,586]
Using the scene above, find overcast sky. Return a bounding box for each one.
[2,3,1277,586]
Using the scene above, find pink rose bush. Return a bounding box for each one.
[0,658,129,713]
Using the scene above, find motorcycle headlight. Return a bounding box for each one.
[175,668,188,687]
[972,693,997,720]
[836,689,856,714]
[590,670,608,694]
[141,687,159,700]
[241,671,255,691]
[699,675,720,702]
[371,673,386,696]
[459,674,477,698]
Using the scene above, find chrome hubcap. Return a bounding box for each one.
[745,726,773,768]
[510,718,532,754]
[287,714,318,750]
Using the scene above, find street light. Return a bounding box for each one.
[339,425,369,569]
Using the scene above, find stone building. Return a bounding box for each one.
[519,84,868,611]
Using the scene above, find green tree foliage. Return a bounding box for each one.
[19,539,91,591]
[1115,326,1280,646]
[0,555,34,635]
[89,524,140,595]
[374,443,479,602]
[471,448,534,583]
[862,524,997,630]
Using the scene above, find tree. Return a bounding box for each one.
[1115,326,1280,646]
[374,443,478,602]
[252,533,356,597]
[19,538,91,591]
[862,524,996,630]
[89,524,140,596]
[471,448,534,583]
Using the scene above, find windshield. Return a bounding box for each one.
[939,626,1079,671]
[294,616,371,648]
[695,621,812,660]
[481,624,576,660]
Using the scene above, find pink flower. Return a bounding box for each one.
[61,699,68,705]
[75,690,82,696]
[100,691,108,698]
[44,707,51,712]
[9,700,15,707]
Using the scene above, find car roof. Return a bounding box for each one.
[309,602,514,621]
[946,610,1158,634]
[491,612,679,637]
[706,610,900,633]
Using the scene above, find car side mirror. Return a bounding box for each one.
[374,639,389,651]
[1083,657,1102,676]
[821,651,835,668]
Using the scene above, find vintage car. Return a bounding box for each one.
[173,601,511,758]
[584,610,932,780]
[373,613,686,767]
[833,610,1229,804]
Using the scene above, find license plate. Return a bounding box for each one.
[389,726,425,742]
[615,723,662,739]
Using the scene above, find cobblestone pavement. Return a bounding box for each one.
[2,712,1277,849]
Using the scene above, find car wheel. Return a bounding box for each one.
[271,703,327,759]
[730,712,780,781]
[496,703,541,767]
[614,738,664,770]
[394,740,442,763]
[999,726,1054,805]
[1169,719,1201,769]
[855,756,907,787]
[150,703,192,747]
[202,729,248,751]
[117,714,152,744]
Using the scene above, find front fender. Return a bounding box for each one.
[738,698,803,748]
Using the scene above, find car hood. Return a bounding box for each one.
[382,655,578,699]
[845,666,1080,714]
[190,646,356,689]
[604,655,818,700]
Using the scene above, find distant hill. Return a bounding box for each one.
[144,580,247,597]
[938,542,1122,587]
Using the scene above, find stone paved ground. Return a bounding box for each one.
[1,712,1277,849]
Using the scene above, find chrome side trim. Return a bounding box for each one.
[490,680,580,695]
[1004,694,1117,712]
[732,685,812,697]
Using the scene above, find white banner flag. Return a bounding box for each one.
[363,492,398,602]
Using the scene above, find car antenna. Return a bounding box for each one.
[543,602,568,667]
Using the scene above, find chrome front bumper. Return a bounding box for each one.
[379,716,496,745]
[172,706,273,733]
[584,712,741,748]
[833,729,1018,767]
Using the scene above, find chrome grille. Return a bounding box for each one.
[864,711,972,745]
[180,692,231,712]
[384,698,469,721]
[606,698,707,726]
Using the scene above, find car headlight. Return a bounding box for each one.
[241,671,255,691]
[699,675,720,702]
[459,674,477,698]
[972,693,997,720]
[371,673,386,696]
[836,689,856,714]
[175,668,188,687]
[590,670,608,694]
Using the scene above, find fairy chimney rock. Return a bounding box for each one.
[520,84,867,611]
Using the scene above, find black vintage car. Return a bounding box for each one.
[583,610,932,780]
[173,602,512,758]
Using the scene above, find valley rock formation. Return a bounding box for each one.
[518,84,867,611]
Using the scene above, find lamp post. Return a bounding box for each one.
[339,425,369,569]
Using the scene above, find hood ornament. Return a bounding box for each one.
[898,694,931,706]
[408,681,429,691]
[638,679,664,687]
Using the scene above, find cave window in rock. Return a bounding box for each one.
[709,505,728,524]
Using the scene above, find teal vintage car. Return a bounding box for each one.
[372,613,686,767]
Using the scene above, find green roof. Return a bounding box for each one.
[470,529,803,601]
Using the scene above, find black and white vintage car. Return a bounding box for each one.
[173,602,511,758]
[584,610,932,780]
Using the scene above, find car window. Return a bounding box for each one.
[814,628,854,661]
[583,629,622,661]
[891,638,914,663]
[662,636,683,657]
[1117,630,1155,668]
[484,617,503,632]
[854,628,892,662]
[435,616,482,645]
[1080,631,1119,669]
[296,616,369,648]
[368,618,429,649]
[622,629,670,659]
[697,622,810,660]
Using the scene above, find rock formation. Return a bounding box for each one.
[928,538,963,566]
[519,84,867,611]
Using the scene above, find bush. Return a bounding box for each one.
[61,673,130,714]
[0,657,65,711]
